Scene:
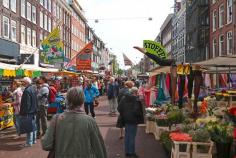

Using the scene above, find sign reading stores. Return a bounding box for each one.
[143,40,167,59]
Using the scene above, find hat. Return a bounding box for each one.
[22,77,32,84]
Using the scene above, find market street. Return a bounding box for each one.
[0,96,167,158]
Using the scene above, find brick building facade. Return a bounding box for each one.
[210,0,236,58]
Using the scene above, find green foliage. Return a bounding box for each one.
[116,69,123,75]
[207,122,234,143]
[189,128,210,142]
[156,118,169,127]
[167,109,185,125]
[160,131,172,153]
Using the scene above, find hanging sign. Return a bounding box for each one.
[40,27,64,65]
[76,42,93,71]
[143,40,168,59]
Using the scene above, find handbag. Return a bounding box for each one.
[47,115,59,158]
[18,115,36,134]
[93,99,99,107]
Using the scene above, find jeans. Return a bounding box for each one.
[13,114,20,135]
[125,124,138,155]
[26,131,37,145]
[36,105,48,136]
[26,115,37,145]
[84,102,95,117]
[108,98,118,113]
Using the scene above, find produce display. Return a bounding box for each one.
[0,103,14,130]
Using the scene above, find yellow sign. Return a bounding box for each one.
[177,64,190,75]
[143,40,168,59]
[40,27,64,65]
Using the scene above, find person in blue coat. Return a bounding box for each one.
[84,81,99,118]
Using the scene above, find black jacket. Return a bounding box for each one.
[118,94,144,125]
[20,85,38,115]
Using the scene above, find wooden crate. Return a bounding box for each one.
[171,141,192,158]
[154,125,169,140]
[192,141,213,158]
[145,120,156,134]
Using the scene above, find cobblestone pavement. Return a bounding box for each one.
[0,97,167,158]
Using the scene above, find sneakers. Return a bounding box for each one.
[20,143,32,148]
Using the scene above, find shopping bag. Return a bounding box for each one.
[18,115,36,134]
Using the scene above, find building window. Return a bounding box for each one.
[219,4,224,28]
[52,1,56,16]
[219,35,224,56]
[227,31,233,54]
[27,2,31,21]
[3,0,9,8]
[27,27,31,46]
[40,12,44,28]
[212,10,217,31]
[21,0,25,17]
[3,16,10,38]
[48,0,51,12]
[227,0,233,24]
[32,30,36,47]
[48,18,51,32]
[21,25,26,44]
[40,0,43,6]
[32,5,36,23]
[44,14,48,30]
[11,20,17,41]
[44,0,48,9]
[212,38,217,58]
[11,0,16,12]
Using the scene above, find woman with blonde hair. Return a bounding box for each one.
[12,80,23,137]
[42,87,107,158]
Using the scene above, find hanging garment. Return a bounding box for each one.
[219,74,228,88]
[187,66,194,99]
[178,75,186,107]
[171,66,177,105]
[162,74,171,99]
[230,74,236,88]
[183,76,188,98]
[193,70,203,114]
[166,73,171,93]
[204,74,211,88]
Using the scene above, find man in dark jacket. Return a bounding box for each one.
[20,77,38,147]
[118,87,144,158]
[107,77,119,115]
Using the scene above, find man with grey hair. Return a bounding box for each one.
[107,77,119,115]
[118,87,144,158]
[20,77,38,147]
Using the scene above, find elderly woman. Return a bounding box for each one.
[41,87,107,158]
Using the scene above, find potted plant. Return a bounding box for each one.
[167,109,185,130]
[207,122,233,158]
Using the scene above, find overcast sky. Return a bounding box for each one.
[79,0,174,68]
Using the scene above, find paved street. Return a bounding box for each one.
[0,97,167,158]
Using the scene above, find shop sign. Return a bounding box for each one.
[77,42,93,71]
[143,40,167,59]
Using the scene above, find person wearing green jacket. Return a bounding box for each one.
[41,87,107,158]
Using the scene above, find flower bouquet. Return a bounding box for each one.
[169,132,192,142]
[156,114,169,127]
[207,122,233,158]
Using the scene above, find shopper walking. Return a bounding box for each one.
[84,81,99,118]
[11,80,23,137]
[42,87,107,158]
[118,87,144,158]
[116,81,134,139]
[107,77,119,115]
[20,77,38,147]
[36,76,49,138]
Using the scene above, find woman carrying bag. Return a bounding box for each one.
[41,87,107,158]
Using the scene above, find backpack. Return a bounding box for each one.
[48,86,57,103]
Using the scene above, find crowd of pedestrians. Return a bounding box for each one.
[9,75,145,158]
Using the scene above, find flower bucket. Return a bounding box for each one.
[216,142,231,158]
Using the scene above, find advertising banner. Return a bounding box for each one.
[40,27,64,65]
[76,42,93,71]
[143,40,167,59]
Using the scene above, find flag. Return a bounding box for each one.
[123,53,133,66]
[76,42,93,71]
[40,27,64,65]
